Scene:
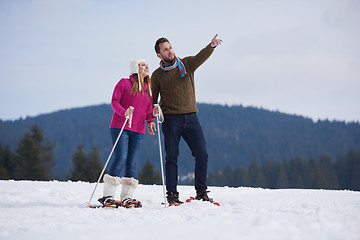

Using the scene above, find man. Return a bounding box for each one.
[148,35,222,205]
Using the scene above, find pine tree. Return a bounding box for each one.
[234,167,249,187]
[347,150,360,191]
[248,162,266,187]
[67,145,104,182]
[275,164,289,188]
[222,165,236,187]
[311,171,328,189]
[207,171,216,186]
[335,150,360,191]
[212,169,227,186]
[137,159,161,185]
[14,124,54,180]
[0,143,15,179]
[86,146,103,182]
[318,155,339,189]
[263,160,277,188]
[67,145,88,181]
[286,158,305,188]
[307,157,329,189]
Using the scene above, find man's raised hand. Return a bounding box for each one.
[210,34,223,47]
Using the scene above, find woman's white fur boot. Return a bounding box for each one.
[120,177,139,201]
[103,174,121,198]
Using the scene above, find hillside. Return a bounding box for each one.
[1,180,360,240]
[1,103,360,179]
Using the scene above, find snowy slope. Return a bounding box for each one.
[1,180,359,240]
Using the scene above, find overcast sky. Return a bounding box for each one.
[1,0,359,122]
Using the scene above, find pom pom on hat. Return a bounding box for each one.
[129,58,147,91]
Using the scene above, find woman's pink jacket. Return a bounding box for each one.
[109,75,154,134]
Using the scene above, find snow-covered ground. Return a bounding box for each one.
[1,180,359,240]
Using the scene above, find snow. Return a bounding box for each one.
[1,180,360,240]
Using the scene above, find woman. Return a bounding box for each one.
[98,59,156,208]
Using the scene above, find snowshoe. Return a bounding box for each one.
[96,196,122,208]
[166,192,183,206]
[121,198,142,208]
[186,190,220,206]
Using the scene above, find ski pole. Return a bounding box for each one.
[154,104,167,207]
[87,115,130,205]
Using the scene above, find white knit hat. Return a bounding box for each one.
[129,58,147,91]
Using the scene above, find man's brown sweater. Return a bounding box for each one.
[151,44,215,114]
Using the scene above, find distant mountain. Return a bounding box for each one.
[1,103,359,180]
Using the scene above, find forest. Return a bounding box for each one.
[207,150,360,191]
[1,124,359,191]
[1,103,360,181]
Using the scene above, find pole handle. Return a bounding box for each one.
[128,106,134,128]
[153,104,164,123]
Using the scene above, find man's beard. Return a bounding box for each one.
[161,54,175,63]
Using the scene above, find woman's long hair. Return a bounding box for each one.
[130,67,152,97]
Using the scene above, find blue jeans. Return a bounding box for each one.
[162,113,208,193]
[109,128,144,178]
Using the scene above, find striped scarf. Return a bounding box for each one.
[160,56,187,77]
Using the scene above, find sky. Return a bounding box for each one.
[0,0,359,122]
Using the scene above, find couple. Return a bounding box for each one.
[98,34,223,208]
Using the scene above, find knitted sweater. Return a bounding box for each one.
[109,75,154,134]
[151,44,215,114]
